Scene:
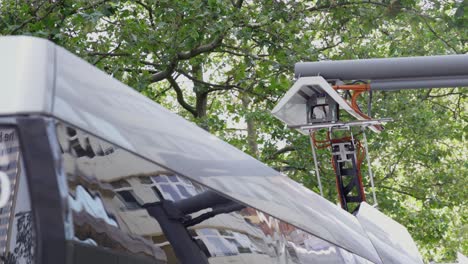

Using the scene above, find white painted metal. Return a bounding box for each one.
[308,131,323,196]
[271,77,382,134]
[357,202,425,264]
[293,118,392,131]
[0,36,55,115]
[362,129,378,205]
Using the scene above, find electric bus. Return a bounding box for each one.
[0,36,424,264]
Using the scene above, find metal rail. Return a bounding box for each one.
[295,55,468,90]
[290,118,393,130]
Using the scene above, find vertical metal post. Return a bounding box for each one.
[309,130,323,196]
[350,128,357,162]
[362,128,377,205]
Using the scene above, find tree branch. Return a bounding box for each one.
[176,69,242,92]
[177,34,224,60]
[379,145,409,182]
[150,34,225,83]
[265,146,297,160]
[427,92,464,98]
[379,185,426,201]
[87,51,130,57]
[274,166,307,172]
[104,66,157,74]
[153,85,172,99]
[135,0,156,29]
[151,60,178,82]
[419,15,460,54]
[10,0,111,34]
[307,1,388,12]
[233,0,244,9]
[167,76,197,116]
[79,0,111,12]
[10,0,64,34]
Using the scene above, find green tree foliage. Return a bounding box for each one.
[0,0,466,262]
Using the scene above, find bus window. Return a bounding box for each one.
[0,127,35,264]
[55,122,376,264]
[56,122,170,263]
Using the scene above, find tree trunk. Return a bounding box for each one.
[196,92,209,129]
[241,93,259,158]
[192,63,209,131]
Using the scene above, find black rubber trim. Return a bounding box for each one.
[17,117,66,264]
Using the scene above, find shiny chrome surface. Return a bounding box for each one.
[0,36,54,116]
[0,36,423,263]
[356,203,424,264]
[56,122,378,263]
[56,122,166,261]
[0,127,35,263]
[52,44,381,262]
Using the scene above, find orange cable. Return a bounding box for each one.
[332,84,370,91]
[309,85,374,203]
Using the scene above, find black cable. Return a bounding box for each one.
[347,80,368,85]
[345,90,352,100]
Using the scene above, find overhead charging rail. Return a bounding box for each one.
[272,54,468,213]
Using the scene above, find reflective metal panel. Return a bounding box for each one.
[0,127,35,264]
[53,46,381,263]
[0,36,54,116]
[56,123,167,263]
[356,203,424,264]
[186,206,371,264]
[55,121,380,263]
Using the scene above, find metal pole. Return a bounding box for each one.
[295,55,468,91]
[362,128,377,205]
[295,54,468,81]
[309,130,324,196]
[371,75,468,91]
